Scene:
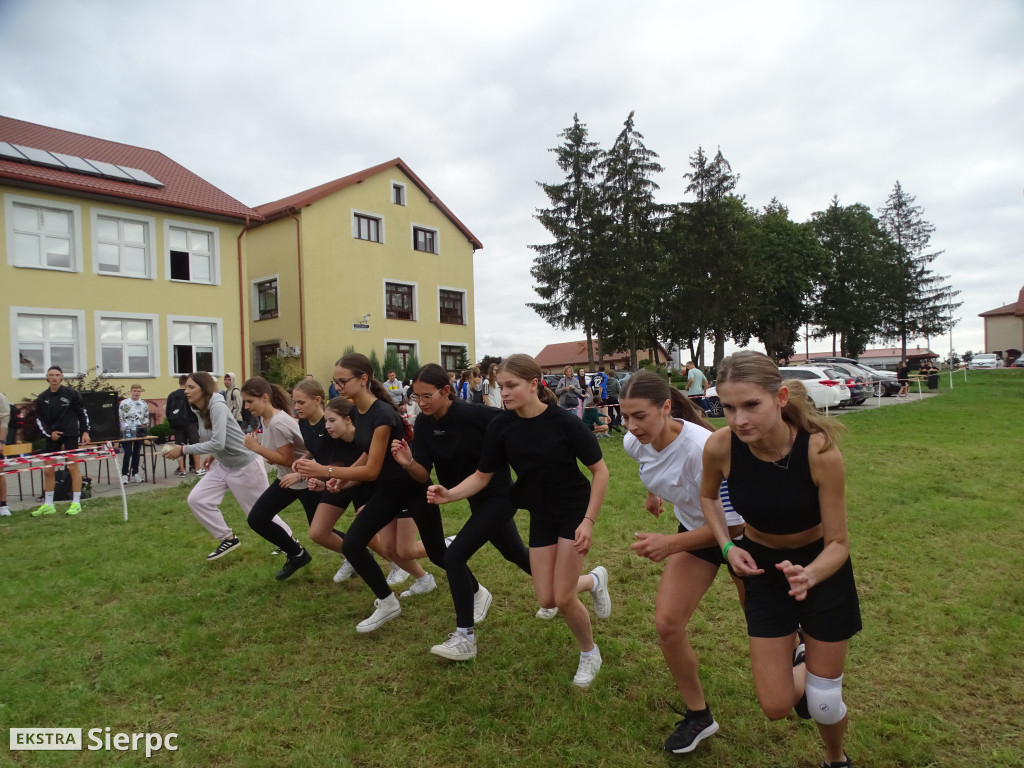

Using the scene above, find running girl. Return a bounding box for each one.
[621,372,745,754]
[427,353,611,688]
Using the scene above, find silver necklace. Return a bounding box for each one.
[767,426,796,470]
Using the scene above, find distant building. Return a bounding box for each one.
[535,339,670,373]
[785,346,939,370]
[1,116,257,402]
[978,283,1024,363]
[247,159,482,380]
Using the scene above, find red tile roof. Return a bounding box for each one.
[255,158,483,250]
[0,116,259,221]
[979,284,1024,317]
[535,340,670,369]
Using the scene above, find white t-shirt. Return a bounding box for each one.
[624,419,744,530]
[260,411,309,488]
[484,379,502,409]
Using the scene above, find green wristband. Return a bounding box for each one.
[721,542,735,559]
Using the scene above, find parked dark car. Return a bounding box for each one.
[817,362,870,405]
[809,357,900,397]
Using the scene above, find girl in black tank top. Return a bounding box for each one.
[699,351,860,768]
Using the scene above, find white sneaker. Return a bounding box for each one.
[536,606,559,620]
[444,535,456,547]
[386,562,410,586]
[573,649,602,689]
[590,565,612,619]
[120,474,129,484]
[356,593,401,633]
[0,506,10,517]
[473,584,493,624]
[333,559,355,583]
[130,474,143,484]
[430,632,477,661]
[400,572,436,598]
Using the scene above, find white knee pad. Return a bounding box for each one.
[804,672,847,725]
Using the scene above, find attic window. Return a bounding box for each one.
[392,183,406,206]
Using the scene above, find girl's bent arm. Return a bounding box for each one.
[427,470,492,505]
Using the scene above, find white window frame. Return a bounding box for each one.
[411,223,440,254]
[438,286,468,326]
[167,314,224,376]
[90,207,156,279]
[391,181,406,206]
[10,306,87,379]
[383,279,417,322]
[251,274,281,322]
[4,193,83,272]
[352,209,385,244]
[94,311,160,378]
[439,343,469,372]
[164,219,220,285]
[385,339,418,371]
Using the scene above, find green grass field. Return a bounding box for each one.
[2,370,1021,767]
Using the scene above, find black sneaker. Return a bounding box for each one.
[664,708,719,754]
[207,536,240,561]
[275,548,312,581]
[823,756,852,768]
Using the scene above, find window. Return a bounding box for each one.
[392,183,406,205]
[166,222,217,283]
[256,278,279,320]
[439,289,466,325]
[385,282,415,321]
[440,345,467,372]
[5,195,81,271]
[97,314,156,375]
[254,342,279,376]
[168,316,222,374]
[413,226,438,254]
[386,341,417,371]
[354,213,382,243]
[92,210,154,278]
[11,307,85,376]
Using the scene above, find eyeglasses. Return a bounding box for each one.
[333,376,356,388]
[409,390,443,403]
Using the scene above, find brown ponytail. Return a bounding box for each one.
[498,353,557,406]
[336,353,398,412]
[621,371,711,430]
[241,376,291,414]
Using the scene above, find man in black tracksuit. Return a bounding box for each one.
[33,365,90,516]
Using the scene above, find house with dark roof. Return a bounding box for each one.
[246,159,482,379]
[979,283,1024,363]
[1,116,260,402]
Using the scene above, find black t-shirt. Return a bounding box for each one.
[479,404,602,515]
[353,399,406,483]
[411,398,511,499]
[298,416,360,466]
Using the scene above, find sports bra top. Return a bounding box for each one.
[726,429,821,535]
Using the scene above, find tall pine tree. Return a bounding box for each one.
[877,181,961,355]
[528,114,604,369]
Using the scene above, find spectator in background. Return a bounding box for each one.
[484,363,502,408]
[556,365,583,414]
[166,375,201,476]
[456,370,471,401]
[896,359,909,399]
[384,370,404,406]
[118,384,149,484]
[222,373,248,431]
[32,366,90,517]
[685,361,708,403]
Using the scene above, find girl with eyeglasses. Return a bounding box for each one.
[391,363,532,661]
[427,354,611,689]
[314,353,452,633]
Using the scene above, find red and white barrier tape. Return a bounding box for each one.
[0,443,117,475]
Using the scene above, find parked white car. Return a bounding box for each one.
[969,353,999,370]
[703,365,847,417]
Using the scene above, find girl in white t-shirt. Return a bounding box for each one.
[241,376,319,581]
[620,372,745,756]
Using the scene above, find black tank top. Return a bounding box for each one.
[727,429,821,535]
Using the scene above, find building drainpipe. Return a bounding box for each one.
[286,208,306,372]
[237,216,253,380]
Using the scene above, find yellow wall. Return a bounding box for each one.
[2,185,248,402]
[985,314,1023,354]
[247,167,477,384]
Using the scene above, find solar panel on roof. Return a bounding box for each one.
[0,142,164,188]
[118,165,163,187]
[82,159,133,181]
[0,142,29,161]
[49,152,103,176]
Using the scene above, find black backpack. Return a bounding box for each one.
[166,390,190,428]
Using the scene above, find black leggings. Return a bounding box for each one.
[247,480,321,556]
[341,477,463,601]
[446,494,531,628]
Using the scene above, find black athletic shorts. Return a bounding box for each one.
[528,507,585,548]
[677,523,743,568]
[741,537,862,642]
[43,435,80,453]
[320,485,372,512]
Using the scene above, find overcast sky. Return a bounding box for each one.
[2,0,1020,361]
